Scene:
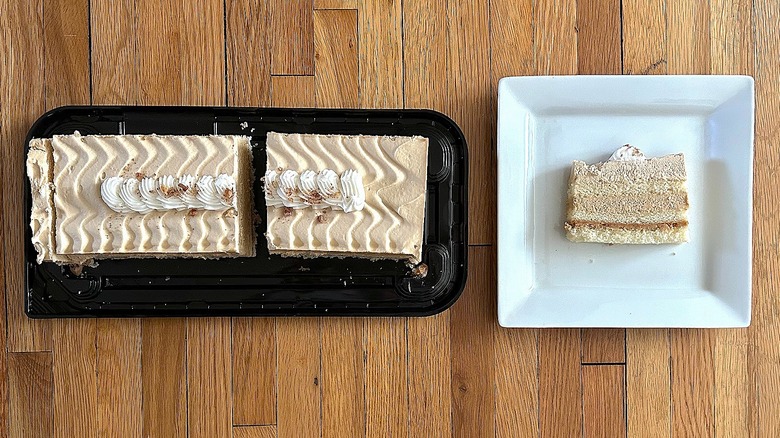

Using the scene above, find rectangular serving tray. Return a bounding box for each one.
[24,106,468,317]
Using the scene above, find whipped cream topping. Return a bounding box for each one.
[101,174,235,213]
[609,144,646,161]
[264,168,366,213]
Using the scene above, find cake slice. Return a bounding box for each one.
[264,132,429,263]
[564,145,689,244]
[27,133,256,264]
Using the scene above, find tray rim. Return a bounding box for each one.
[23,105,469,318]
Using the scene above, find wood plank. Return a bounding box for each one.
[52,319,98,438]
[538,329,581,438]
[448,0,493,244]
[270,0,314,75]
[489,4,536,433]
[358,0,403,108]
[626,329,671,437]
[321,318,364,438]
[8,352,53,438]
[403,3,451,435]
[314,0,355,9]
[451,246,495,437]
[710,1,755,436]
[234,425,278,438]
[407,314,451,438]
[91,0,138,104]
[232,318,277,425]
[96,320,142,437]
[187,318,232,438]
[582,365,626,438]
[365,318,409,437]
[142,319,187,438]
[535,0,578,75]
[495,329,539,438]
[43,0,91,107]
[671,330,715,436]
[2,0,51,353]
[276,318,321,438]
[667,0,710,74]
[312,9,364,438]
[271,75,316,107]
[753,0,780,435]
[622,0,668,75]
[136,0,225,105]
[582,329,625,364]
[576,0,622,75]
[226,0,271,107]
[314,9,358,108]
[404,0,449,109]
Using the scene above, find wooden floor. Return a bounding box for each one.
[0,0,776,436]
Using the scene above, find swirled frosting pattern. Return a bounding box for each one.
[101,174,236,213]
[264,168,365,212]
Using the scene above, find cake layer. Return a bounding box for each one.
[568,179,687,196]
[568,192,689,224]
[28,134,255,264]
[565,222,689,244]
[570,154,686,181]
[265,132,428,263]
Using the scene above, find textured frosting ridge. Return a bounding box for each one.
[265,132,428,262]
[47,134,250,258]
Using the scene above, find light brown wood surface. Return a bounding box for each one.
[0,1,774,436]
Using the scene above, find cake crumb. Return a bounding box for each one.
[411,263,429,279]
[298,266,311,272]
[282,207,293,217]
[135,172,145,180]
[224,208,237,218]
[240,121,249,129]
[68,264,84,277]
[316,214,328,224]
[188,209,198,217]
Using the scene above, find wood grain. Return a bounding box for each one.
[451,247,495,438]
[314,9,358,108]
[448,0,493,245]
[622,0,668,75]
[535,0,578,75]
[226,0,271,107]
[667,0,710,74]
[358,0,402,108]
[577,0,622,74]
[272,75,316,107]
[365,318,409,437]
[52,319,97,438]
[91,0,138,104]
[187,318,232,438]
[314,0,355,9]
[582,329,625,364]
[539,329,582,438]
[232,318,277,425]
[270,0,314,75]
[44,0,91,107]
[671,331,715,436]
[8,352,53,438]
[142,319,187,438]
[2,0,51,353]
[234,425,278,438]
[626,329,671,437]
[404,0,449,109]
[583,365,626,438]
[753,0,780,435]
[276,318,321,438]
[495,329,539,438]
[321,318,365,438]
[96,320,142,437]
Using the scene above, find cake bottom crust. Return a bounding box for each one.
[270,249,412,261]
[565,222,689,244]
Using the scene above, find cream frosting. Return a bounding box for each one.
[101,174,236,213]
[264,168,366,212]
[609,144,646,161]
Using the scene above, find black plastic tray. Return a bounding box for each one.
[24,106,468,317]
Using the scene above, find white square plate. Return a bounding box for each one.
[497,75,754,328]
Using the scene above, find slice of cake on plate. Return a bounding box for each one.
[264,132,428,263]
[27,133,256,265]
[565,145,689,244]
